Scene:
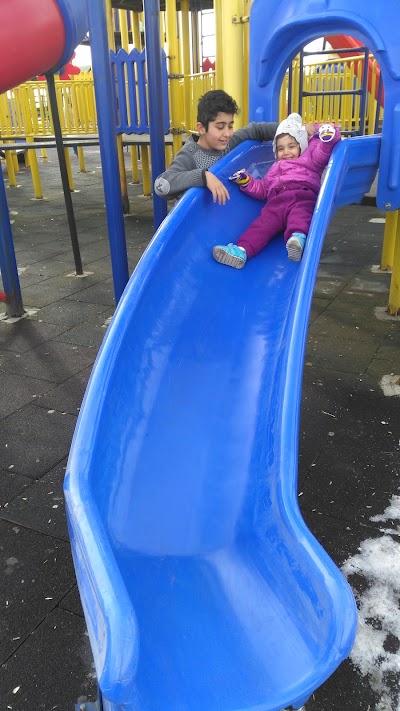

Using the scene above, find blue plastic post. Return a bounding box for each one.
[86,0,129,304]
[0,165,24,317]
[143,0,168,230]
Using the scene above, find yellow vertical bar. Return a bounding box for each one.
[334,61,340,123]
[119,10,130,50]
[165,144,173,168]
[26,139,43,199]
[12,152,19,173]
[141,145,151,195]
[381,210,397,271]
[20,85,43,196]
[242,0,251,124]
[279,72,287,120]
[118,10,130,128]
[130,11,141,50]
[180,0,191,131]
[105,0,114,50]
[354,61,360,132]
[218,0,244,121]
[77,146,86,172]
[129,11,134,44]
[190,10,200,75]
[160,12,165,47]
[69,85,79,133]
[214,0,223,88]
[291,57,300,119]
[130,146,139,183]
[166,0,183,153]
[139,12,144,44]
[56,84,67,134]
[64,148,74,191]
[4,152,17,187]
[77,85,89,133]
[388,214,400,315]
[368,59,377,135]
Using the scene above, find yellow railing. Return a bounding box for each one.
[0,53,398,312]
[280,54,383,132]
[179,71,216,133]
[0,77,97,138]
[0,53,384,141]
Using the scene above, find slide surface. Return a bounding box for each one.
[65,135,380,711]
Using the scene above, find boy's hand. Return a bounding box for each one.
[304,122,316,138]
[228,168,250,185]
[204,172,230,205]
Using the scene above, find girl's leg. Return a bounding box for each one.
[283,193,316,242]
[237,200,285,258]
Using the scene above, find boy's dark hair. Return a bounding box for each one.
[197,90,240,130]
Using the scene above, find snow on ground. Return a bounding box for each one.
[342,495,400,710]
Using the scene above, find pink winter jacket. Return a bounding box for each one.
[240,124,341,201]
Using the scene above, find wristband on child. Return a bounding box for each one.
[318,124,336,142]
[229,168,250,185]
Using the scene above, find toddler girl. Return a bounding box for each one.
[213,113,341,266]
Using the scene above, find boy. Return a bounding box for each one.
[154,89,280,205]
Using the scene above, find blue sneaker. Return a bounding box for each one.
[213,243,247,269]
[286,232,306,261]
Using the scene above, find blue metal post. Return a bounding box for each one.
[86,0,129,304]
[143,0,168,230]
[0,165,24,318]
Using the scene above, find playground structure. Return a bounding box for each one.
[0,0,398,709]
[2,0,399,316]
[0,0,89,318]
[60,1,400,711]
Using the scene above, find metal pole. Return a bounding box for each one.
[86,0,130,302]
[143,0,168,230]
[0,165,24,317]
[45,73,84,275]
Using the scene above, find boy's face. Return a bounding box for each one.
[197,112,235,151]
[276,134,301,160]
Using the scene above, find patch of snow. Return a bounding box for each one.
[341,495,400,710]
[380,375,400,397]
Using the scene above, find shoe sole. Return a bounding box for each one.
[213,246,246,269]
[286,240,304,262]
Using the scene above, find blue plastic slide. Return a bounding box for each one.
[65,134,380,711]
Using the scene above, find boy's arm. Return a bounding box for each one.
[229,121,279,150]
[154,145,230,204]
[154,149,205,199]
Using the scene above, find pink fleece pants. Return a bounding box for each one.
[237,187,317,259]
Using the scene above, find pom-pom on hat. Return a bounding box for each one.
[273,112,308,156]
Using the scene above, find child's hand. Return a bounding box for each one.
[318,123,336,142]
[304,122,316,139]
[204,172,230,205]
[228,168,250,185]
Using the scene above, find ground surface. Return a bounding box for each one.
[0,149,399,711]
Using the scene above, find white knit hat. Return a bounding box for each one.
[273,112,308,156]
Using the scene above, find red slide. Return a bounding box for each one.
[0,0,68,95]
[326,34,383,104]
